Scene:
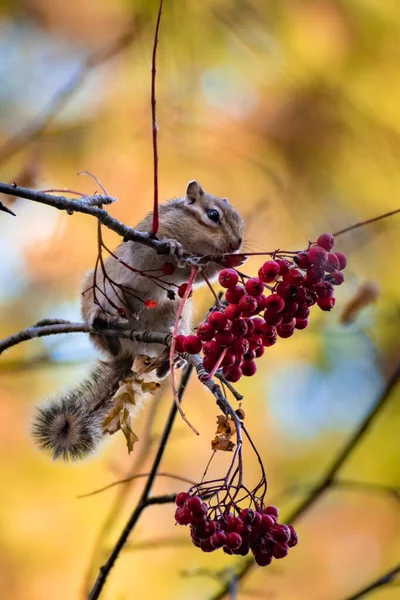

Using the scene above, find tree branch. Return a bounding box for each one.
[208,361,400,600]
[88,362,194,600]
[0,320,171,355]
[343,562,400,600]
[0,181,196,258]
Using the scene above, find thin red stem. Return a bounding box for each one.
[150,0,164,236]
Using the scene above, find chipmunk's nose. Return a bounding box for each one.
[230,237,242,251]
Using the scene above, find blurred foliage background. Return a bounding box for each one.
[1,0,400,599]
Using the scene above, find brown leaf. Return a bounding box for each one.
[216,414,237,438]
[120,408,139,453]
[211,434,235,452]
[131,353,167,375]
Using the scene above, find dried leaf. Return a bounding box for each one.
[120,408,139,453]
[139,381,160,394]
[216,414,237,437]
[132,354,167,376]
[211,434,235,452]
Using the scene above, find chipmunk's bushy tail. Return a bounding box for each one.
[32,358,132,461]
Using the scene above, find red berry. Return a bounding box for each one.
[245,277,264,297]
[260,514,275,532]
[296,305,310,319]
[305,265,325,285]
[264,311,283,326]
[197,322,215,341]
[255,345,265,358]
[308,245,328,267]
[281,315,296,327]
[231,318,248,337]
[175,335,186,353]
[271,524,291,543]
[238,294,258,315]
[259,260,280,283]
[178,283,193,298]
[240,508,255,524]
[272,542,289,559]
[326,252,340,272]
[276,258,290,275]
[276,282,295,299]
[221,350,236,367]
[243,350,256,361]
[208,311,228,331]
[295,251,311,269]
[225,532,242,550]
[328,270,345,285]
[262,334,277,347]
[231,337,250,356]
[315,281,334,298]
[202,356,218,372]
[317,233,335,251]
[223,365,242,382]
[263,505,279,519]
[210,531,226,548]
[219,268,239,288]
[283,300,299,315]
[187,496,204,514]
[317,296,336,311]
[225,285,245,304]
[254,551,273,566]
[283,268,303,286]
[175,506,192,525]
[176,492,188,506]
[215,331,235,346]
[251,317,265,334]
[334,251,347,270]
[161,262,176,275]
[182,335,203,354]
[244,318,255,334]
[203,340,221,358]
[295,318,309,330]
[264,294,285,313]
[241,360,257,376]
[224,303,240,321]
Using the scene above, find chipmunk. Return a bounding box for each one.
[32,181,244,460]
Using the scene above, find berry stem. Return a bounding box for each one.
[169,266,200,435]
[150,0,164,236]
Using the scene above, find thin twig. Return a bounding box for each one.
[0,201,16,216]
[208,361,400,600]
[88,363,194,600]
[333,208,400,238]
[78,471,196,499]
[150,0,164,235]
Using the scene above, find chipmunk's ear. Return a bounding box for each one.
[186,180,204,204]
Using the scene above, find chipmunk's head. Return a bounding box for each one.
[172,180,244,257]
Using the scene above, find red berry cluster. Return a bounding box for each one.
[175,493,298,566]
[175,233,347,382]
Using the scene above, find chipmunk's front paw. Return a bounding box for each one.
[160,237,184,259]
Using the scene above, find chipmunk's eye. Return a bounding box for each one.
[207,209,220,224]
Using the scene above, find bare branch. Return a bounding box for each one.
[150,0,164,235]
[0,320,171,355]
[0,181,195,258]
[342,562,400,600]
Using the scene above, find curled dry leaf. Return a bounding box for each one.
[132,353,168,376]
[340,281,380,324]
[211,414,237,452]
[211,434,235,452]
[103,374,160,453]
